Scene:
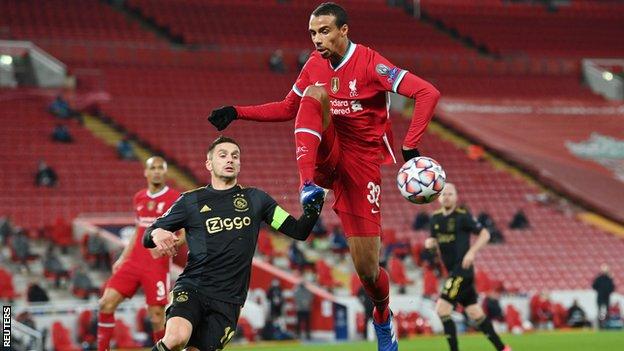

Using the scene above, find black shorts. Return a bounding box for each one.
[440,274,478,307]
[166,285,241,350]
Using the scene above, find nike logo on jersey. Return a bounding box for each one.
[314,81,326,86]
[371,209,380,214]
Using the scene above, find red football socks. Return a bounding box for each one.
[361,268,391,323]
[294,96,323,187]
[97,312,115,351]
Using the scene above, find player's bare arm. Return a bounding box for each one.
[462,228,491,269]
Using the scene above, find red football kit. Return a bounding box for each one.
[105,186,180,305]
[236,42,439,236]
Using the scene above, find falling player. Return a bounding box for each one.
[97,156,184,351]
[208,3,440,350]
[426,183,511,351]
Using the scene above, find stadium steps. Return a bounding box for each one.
[577,212,624,240]
[417,5,498,58]
[105,0,185,45]
[82,113,197,191]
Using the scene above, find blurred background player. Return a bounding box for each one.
[208,3,440,350]
[97,156,184,351]
[142,136,324,351]
[425,183,510,351]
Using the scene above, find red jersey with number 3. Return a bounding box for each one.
[292,42,407,164]
[129,186,180,271]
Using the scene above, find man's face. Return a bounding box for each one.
[206,142,241,181]
[144,158,167,186]
[309,14,348,59]
[438,183,457,209]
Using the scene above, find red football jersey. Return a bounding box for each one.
[292,42,407,164]
[129,186,180,271]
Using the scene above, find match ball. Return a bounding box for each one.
[397,156,446,204]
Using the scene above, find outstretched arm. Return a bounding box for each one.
[208,90,301,130]
[273,206,322,241]
[260,189,324,241]
[236,90,301,122]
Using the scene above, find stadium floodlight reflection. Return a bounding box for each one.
[602,71,614,81]
[0,54,12,65]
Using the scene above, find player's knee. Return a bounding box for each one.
[436,302,452,317]
[466,307,484,321]
[435,307,448,317]
[303,85,329,102]
[98,296,117,313]
[162,320,191,350]
[162,331,188,351]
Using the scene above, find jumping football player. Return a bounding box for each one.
[208,3,440,350]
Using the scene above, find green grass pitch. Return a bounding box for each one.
[225,330,624,351]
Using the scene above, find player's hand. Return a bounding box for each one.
[112,258,125,273]
[401,147,420,162]
[151,228,179,257]
[462,250,475,269]
[208,106,237,131]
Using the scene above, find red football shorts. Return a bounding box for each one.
[313,122,382,238]
[105,261,170,306]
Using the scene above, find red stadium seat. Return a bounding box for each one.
[422,267,439,299]
[51,321,81,351]
[257,229,275,258]
[389,256,412,287]
[77,310,96,345]
[0,268,19,301]
[315,259,341,289]
[113,319,141,348]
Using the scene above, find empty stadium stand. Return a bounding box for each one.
[420,0,624,58]
[1,0,622,314]
[0,0,161,44]
[0,94,147,229]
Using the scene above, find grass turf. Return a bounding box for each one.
[225,330,624,351]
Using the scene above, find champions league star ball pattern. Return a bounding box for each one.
[397,156,446,204]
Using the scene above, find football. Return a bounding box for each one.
[397,156,446,204]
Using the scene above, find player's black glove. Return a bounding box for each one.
[208,106,237,131]
[402,148,420,162]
